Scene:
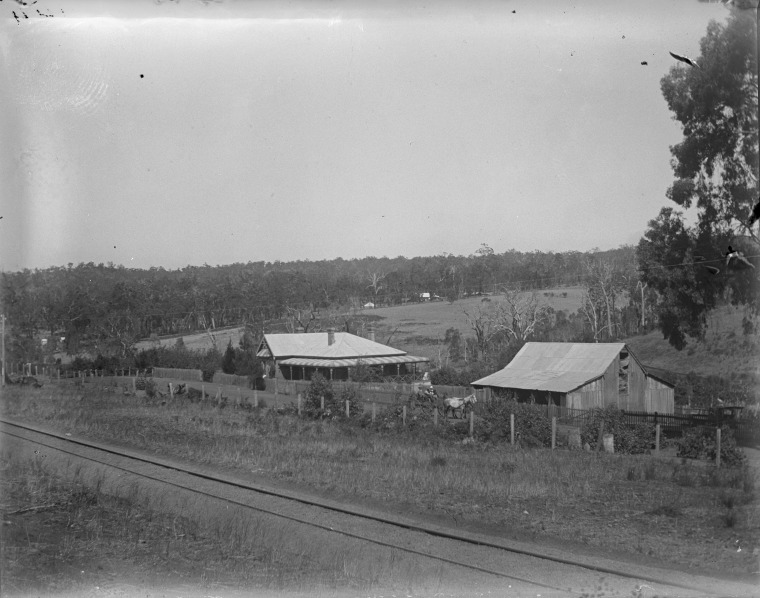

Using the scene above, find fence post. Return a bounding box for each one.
[345,400,350,418]
[551,417,556,450]
[169,383,174,399]
[238,386,242,408]
[253,389,258,408]
[132,376,136,393]
[596,420,605,453]
[372,402,376,423]
[403,405,407,426]
[655,424,660,456]
[469,409,474,437]
[202,383,206,400]
[57,368,60,381]
[434,408,438,427]
[716,427,721,468]
[510,413,515,446]
[298,393,302,416]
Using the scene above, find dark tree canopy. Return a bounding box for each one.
[640,10,759,349]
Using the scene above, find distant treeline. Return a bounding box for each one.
[2,245,637,361]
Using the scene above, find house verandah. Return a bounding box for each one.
[275,356,426,382]
[256,331,430,384]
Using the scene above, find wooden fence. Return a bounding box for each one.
[213,372,253,387]
[152,367,203,381]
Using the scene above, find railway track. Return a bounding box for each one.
[1,418,752,597]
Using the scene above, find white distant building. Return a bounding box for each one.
[419,292,431,302]
[363,302,375,309]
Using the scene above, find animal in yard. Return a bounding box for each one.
[669,51,700,68]
[443,394,477,419]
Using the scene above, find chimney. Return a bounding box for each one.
[327,328,335,346]
[367,326,375,342]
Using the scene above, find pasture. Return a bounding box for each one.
[362,287,586,360]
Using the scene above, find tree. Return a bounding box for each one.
[580,257,624,341]
[644,10,759,348]
[636,208,733,349]
[494,289,551,343]
[221,339,236,374]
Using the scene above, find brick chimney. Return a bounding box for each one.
[367,326,375,342]
[327,328,335,346]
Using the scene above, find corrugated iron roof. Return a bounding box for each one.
[471,342,626,393]
[257,332,407,360]
[278,355,429,368]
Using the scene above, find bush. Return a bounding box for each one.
[580,407,655,454]
[677,425,746,467]
[300,374,360,420]
[476,398,551,447]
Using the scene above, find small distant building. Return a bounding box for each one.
[419,292,431,302]
[256,330,429,382]
[363,302,375,309]
[471,342,674,413]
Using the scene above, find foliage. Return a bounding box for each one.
[430,361,493,386]
[0,247,634,364]
[673,371,759,407]
[221,340,236,374]
[579,407,655,454]
[301,373,360,419]
[641,11,759,349]
[476,398,552,447]
[677,425,746,467]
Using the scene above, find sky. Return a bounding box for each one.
[0,0,738,271]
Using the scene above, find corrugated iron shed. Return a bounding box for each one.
[471,342,627,393]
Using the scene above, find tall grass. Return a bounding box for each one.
[1,442,451,595]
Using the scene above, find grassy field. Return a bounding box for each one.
[3,384,759,580]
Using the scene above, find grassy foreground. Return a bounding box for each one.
[3,383,759,580]
[1,447,407,596]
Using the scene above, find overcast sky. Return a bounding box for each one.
[0,0,734,271]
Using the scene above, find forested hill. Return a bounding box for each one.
[3,246,636,355]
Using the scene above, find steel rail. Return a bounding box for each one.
[0,418,725,596]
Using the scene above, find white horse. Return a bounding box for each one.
[443,394,477,419]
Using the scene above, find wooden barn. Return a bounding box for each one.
[471,342,674,414]
[256,329,429,382]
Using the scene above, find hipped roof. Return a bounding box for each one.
[257,332,428,364]
[472,342,638,393]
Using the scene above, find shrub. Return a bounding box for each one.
[579,407,655,454]
[677,425,746,467]
[476,398,551,447]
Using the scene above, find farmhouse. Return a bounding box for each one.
[256,329,429,382]
[471,342,674,414]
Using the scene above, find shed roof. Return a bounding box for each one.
[471,342,626,393]
[257,332,409,361]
